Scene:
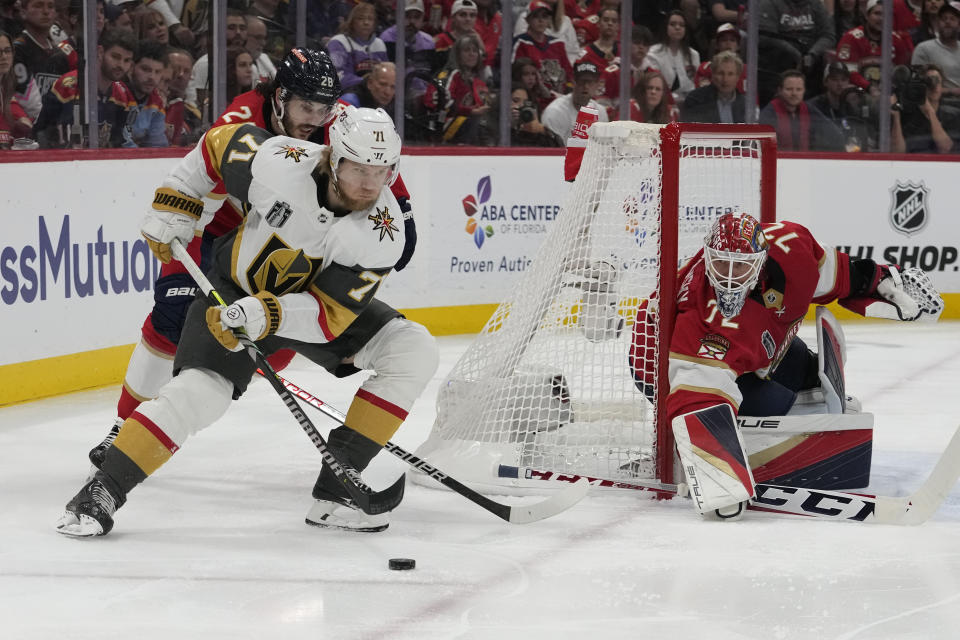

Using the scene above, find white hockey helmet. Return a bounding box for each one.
[703,212,768,318]
[327,106,401,187]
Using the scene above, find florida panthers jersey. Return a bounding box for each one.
[164,123,404,344]
[630,221,860,422]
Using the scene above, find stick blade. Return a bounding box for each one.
[874,424,960,525]
[507,478,591,524]
[353,473,406,515]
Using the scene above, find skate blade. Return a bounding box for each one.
[54,513,105,537]
[304,517,388,533]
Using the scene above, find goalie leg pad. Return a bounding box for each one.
[672,404,755,514]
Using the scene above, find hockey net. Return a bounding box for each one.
[415,122,777,494]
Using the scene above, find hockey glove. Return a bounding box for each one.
[205,291,282,351]
[394,200,416,272]
[141,187,204,263]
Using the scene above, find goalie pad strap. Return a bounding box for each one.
[672,404,755,513]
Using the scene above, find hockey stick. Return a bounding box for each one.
[267,372,591,524]
[169,239,404,516]
[499,424,960,525]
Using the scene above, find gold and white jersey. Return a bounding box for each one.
[162,122,404,344]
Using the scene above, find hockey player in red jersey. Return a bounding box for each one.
[56,107,439,537]
[629,213,944,519]
[86,48,419,472]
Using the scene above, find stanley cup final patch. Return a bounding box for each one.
[265,200,293,228]
[698,333,730,360]
[889,181,929,236]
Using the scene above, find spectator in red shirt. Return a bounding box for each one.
[473,0,502,68]
[578,7,619,70]
[432,32,493,144]
[598,25,655,110]
[759,69,844,150]
[565,0,603,20]
[434,0,480,73]
[512,0,574,95]
[837,0,915,91]
[572,15,599,49]
[0,30,32,147]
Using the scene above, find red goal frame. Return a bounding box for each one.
[655,123,778,485]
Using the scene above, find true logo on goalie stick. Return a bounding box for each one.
[889,181,929,236]
[265,200,293,228]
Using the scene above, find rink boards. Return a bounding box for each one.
[1,149,958,404]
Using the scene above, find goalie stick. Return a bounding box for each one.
[267,372,590,524]
[498,424,960,525]
[170,239,404,516]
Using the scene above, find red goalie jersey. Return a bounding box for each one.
[629,221,863,423]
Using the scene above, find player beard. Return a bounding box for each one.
[334,183,379,211]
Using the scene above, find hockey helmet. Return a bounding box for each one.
[327,106,402,187]
[703,213,768,318]
[275,47,341,106]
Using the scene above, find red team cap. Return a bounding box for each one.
[704,213,768,318]
[528,0,552,14]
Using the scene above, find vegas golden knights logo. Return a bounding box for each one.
[246,235,321,295]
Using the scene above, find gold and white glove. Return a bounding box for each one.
[141,187,204,263]
[205,292,283,351]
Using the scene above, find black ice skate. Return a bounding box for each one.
[88,418,123,469]
[55,477,126,537]
[305,468,389,533]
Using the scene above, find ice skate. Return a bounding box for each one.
[305,495,389,532]
[88,417,123,469]
[55,477,126,537]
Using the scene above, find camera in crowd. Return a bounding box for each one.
[518,100,538,124]
[892,65,935,113]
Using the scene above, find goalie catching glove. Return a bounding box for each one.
[205,291,283,351]
[851,265,945,322]
[141,187,204,263]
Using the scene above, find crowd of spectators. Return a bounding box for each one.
[2,0,960,153]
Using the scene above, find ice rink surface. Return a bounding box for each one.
[2,322,959,640]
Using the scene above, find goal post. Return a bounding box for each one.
[415,122,778,494]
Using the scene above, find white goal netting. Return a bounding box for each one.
[415,122,774,493]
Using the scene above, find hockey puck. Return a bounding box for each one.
[389,558,416,571]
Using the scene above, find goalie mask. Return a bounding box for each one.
[327,106,402,188]
[703,213,768,318]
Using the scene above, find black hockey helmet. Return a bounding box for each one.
[275,47,341,105]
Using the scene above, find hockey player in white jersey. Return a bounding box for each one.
[55,106,439,537]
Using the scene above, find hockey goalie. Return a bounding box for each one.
[629,213,945,520]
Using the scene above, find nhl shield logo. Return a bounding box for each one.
[889,181,929,236]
